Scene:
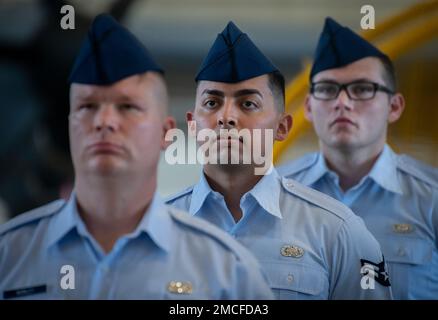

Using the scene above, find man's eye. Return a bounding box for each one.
[119,103,139,111]
[79,103,97,110]
[316,85,337,94]
[242,101,257,109]
[204,100,217,108]
[352,84,374,94]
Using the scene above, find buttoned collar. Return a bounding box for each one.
[189,166,283,219]
[302,144,403,194]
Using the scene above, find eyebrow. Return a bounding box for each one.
[74,93,135,102]
[234,89,263,99]
[201,89,224,97]
[315,77,374,84]
[201,88,263,98]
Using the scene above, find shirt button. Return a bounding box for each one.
[398,248,406,257]
[287,274,294,283]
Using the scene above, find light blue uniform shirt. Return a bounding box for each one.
[278,144,438,299]
[0,193,273,300]
[166,168,393,300]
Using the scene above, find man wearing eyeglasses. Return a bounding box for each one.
[279,17,438,299]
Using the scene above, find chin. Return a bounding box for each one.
[331,139,360,150]
[217,149,248,165]
[87,159,125,175]
[216,163,252,173]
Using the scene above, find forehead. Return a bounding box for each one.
[313,57,385,83]
[70,74,152,102]
[196,74,270,96]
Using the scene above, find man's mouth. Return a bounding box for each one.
[88,142,125,154]
[217,135,244,143]
[331,117,356,127]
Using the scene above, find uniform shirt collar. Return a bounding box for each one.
[47,192,173,252]
[140,193,173,252]
[189,165,282,219]
[189,171,216,215]
[47,194,78,249]
[299,152,329,186]
[245,167,283,219]
[304,145,403,194]
[367,144,403,194]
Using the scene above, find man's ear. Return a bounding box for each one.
[185,111,198,138]
[161,116,177,149]
[388,93,405,124]
[304,94,313,122]
[275,113,293,141]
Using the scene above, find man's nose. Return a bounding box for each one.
[334,88,353,111]
[217,101,237,128]
[94,104,119,132]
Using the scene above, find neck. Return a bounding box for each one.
[203,164,263,222]
[74,172,156,253]
[321,143,385,192]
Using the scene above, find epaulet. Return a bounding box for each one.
[281,177,354,221]
[167,206,253,261]
[277,153,319,177]
[396,154,438,189]
[164,186,194,204]
[0,200,66,236]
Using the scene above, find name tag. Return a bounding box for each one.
[3,285,47,299]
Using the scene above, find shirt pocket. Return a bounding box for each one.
[378,236,433,265]
[262,261,328,300]
[377,235,434,299]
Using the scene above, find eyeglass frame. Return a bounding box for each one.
[310,80,395,101]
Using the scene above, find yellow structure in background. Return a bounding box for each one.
[274,1,438,165]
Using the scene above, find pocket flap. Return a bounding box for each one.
[377,236,433,265]
[263,261,327,296]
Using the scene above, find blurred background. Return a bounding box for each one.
[0,0,437,222]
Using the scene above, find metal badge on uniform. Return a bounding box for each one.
[167,281,193,294]
[393,223,414,234]
[280,245,304,258]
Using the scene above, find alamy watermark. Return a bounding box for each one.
[60,265,75,290]
[360,5,375,30]
[164,121,274,175]
[60,5,75,30]
[360,263,376,290]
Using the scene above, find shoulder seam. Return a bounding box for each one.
[0,200,66,236]
[164,186,195,203]
[396,155,438,189]
[281,177,353,221]
[167,206,249,261]
[278,153,319,176]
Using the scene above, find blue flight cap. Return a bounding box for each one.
[69,14,163,85]
[195,21,281,83]
[310,17,389,79]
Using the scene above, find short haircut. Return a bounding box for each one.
[377,55,397,92]
[139,71,169,117]
[267,71,285,112]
